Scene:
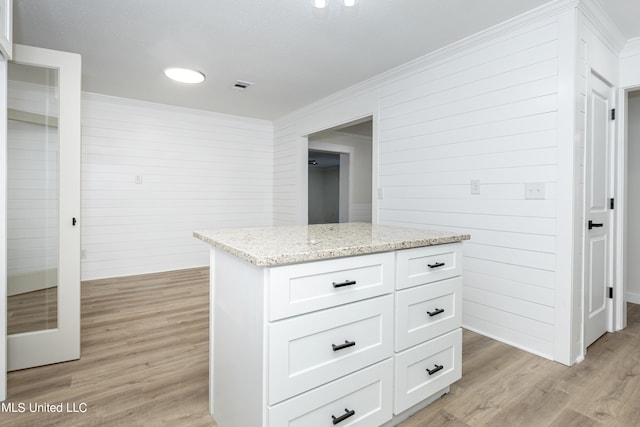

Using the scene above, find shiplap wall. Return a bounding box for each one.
[81,93,273,280]
[379,19,561,359]
[274,4,580,362]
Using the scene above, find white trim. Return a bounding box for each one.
[621,37,640,58]
[554,8,578,366]
[0,58,7,402]
[626,292,640,305]
[577,0,627,54]
[462,324,553,361]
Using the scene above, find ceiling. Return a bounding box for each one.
[12,0,640,121]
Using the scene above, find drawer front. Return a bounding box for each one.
[268,359,393,427]
[395,276,462,351]
[394,328,462,414]
[268,295,393,405]
[396,243,462,290]
[268,252,394,321]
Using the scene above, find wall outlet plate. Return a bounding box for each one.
[525,182,545,200]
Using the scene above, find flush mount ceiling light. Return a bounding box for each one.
[163,68,205,84]
[312,0,357,8]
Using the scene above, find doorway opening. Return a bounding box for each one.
[306,118,373,224]
[624,90,640,306]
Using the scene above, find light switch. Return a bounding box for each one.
[470,179,481,195]
[135,175,143,184]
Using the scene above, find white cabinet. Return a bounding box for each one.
[210,242,463,427]
[393,243,463,416]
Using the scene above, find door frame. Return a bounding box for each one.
[0,56,7,402]
[300,114,376,225]
[6,44,81,371]
[613,84,640,333]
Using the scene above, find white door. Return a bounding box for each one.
[584,71,614,348]
[6,45,81,370]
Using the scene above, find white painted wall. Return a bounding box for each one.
[81,93,273,280]
[273,2,624,364]
[626,93,640,303]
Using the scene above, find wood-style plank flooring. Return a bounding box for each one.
[1,267,639,426]
[7,287,58,335]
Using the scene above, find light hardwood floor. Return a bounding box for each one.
[1,268,639,426]
[7,287,58,335]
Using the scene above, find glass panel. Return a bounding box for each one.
[7,62,59,334]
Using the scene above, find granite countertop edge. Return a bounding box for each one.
[193,224,470,267]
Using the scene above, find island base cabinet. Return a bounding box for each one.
[268,359,393,427]
[394,328,462,414]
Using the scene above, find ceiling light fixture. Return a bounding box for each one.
[163,68,205,84]
[312,0,357,8]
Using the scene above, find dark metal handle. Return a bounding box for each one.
[332,340,356,352]
[333,280,356,288]
[427,308,445,317]
[428,262,445,269]
[72,217,77,226]
[427,364,444,375]
[588,220,603,230]
[332,408,355,425]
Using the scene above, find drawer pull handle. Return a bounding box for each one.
[428,262,445,269]
[332,340,356,351]
[427,364,444,375]
[333,280,357,288]
[427,308,445,317]
[332,408,356,425]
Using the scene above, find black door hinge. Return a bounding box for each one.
[610,198,615,210]
[608,287,614,299]
[611,108,616,120]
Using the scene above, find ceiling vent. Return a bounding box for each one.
[233,80,254,90]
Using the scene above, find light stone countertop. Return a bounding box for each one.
[194,223,470,266]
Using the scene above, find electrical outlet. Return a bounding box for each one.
[470,179,481,195]
[525,182,545,200]
[135,175,143,184]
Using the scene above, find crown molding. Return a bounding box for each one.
[577,0,627,53]
[621,37,640,58]
[276,0,580,125]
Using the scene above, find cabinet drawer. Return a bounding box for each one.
[268,295,393,405]
[268,252,394,321]
[396,243,462,290]
[394,328,462,414]
[395,277,462,351]
[268,359,393,427]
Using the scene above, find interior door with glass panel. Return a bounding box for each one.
[7,45,81,371]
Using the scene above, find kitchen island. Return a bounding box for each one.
[194,223,469,427]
